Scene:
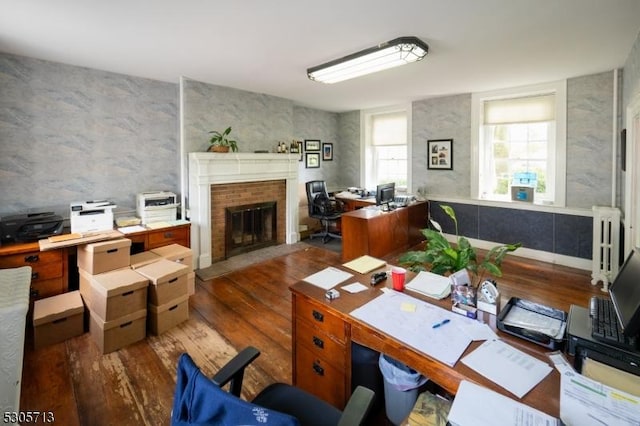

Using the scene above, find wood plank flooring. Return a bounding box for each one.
[19,243,601,425]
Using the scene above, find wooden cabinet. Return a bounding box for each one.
[292,293,349,409]
[125,223,191,253]
[0,243,68,301]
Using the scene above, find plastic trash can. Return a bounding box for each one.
[379,354,428,425]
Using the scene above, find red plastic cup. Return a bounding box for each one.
[391,267,406,291]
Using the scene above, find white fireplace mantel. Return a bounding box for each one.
[188,152,299,269]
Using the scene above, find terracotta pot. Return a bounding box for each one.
[209,145,230,153]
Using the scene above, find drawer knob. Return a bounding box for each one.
[312,362,324,376]
[24,254,39,263]
[31,272,39,280]
[30,288,39,298]
[164,232,174,238]
[312,310,324,322]
[312,336,324,349]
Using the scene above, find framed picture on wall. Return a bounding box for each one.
[427,139,453,170]
[322,143,333,161]
[304,139,321,151]
[305,152,320,168]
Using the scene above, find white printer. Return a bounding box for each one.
[70,200,117,234]
[137,191,179,225]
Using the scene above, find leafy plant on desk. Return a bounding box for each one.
[398,204,521,287]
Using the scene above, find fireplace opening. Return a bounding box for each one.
[225,201,277,258]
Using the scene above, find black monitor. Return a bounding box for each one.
[375,182,395,207]
[610,249,640,337]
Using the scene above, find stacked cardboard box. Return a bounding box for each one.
[33,290,84,349]
[136,258,189,335]
[150,244,195,295]
[77,238,150,354]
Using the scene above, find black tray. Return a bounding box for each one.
[497,297,568,350]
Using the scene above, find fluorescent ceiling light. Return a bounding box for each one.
[307,36,429,84]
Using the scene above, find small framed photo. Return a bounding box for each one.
[322,143,333,161]
[297,140,303,161]
[305,152,320,168]
[427,139,453,170]
[304,139,321,151]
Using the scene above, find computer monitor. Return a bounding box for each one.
[609,249,640,337]
[375,182,395,207]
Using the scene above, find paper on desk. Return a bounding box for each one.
[560,369,640,426]
[117,225,147,234]
[350,291,474,366]
[303,267,353,290]
[447,380,560,426]
[341,283,369,293]
[405,270,451,299]
[342,255,386,274]
[461,339,553,398]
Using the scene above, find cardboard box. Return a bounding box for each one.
[78,238,132,275]
[78,268,93,310]
[135,259,189,305]
[147,294,189,335]
[130,251,162,269]
[89,268,149,322]
[150,244,193,271]
[33,291,84,349]
[187,271,195,296]
[89,309,146,354]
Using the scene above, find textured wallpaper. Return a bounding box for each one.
[0,53,178,216]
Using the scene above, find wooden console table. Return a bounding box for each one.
[340,201,428,262]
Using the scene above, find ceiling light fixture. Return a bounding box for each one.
[307,36,429,84]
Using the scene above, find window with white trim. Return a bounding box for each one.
[362,106,410,191]
[471,81,566,206]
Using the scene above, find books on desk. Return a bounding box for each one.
[405,271,451,300]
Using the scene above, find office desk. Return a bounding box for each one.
[340,201,428,262]
[290,267,562,417]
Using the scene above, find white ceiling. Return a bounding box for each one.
[2,0,640,113]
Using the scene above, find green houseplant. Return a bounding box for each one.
[399,204,521,287]
[208,126,238,152]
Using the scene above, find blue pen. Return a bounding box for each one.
[432,319,450,329]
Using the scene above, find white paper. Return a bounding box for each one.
[405,270,451,299]
[459,321,499,341]
[461,339,553,398]
[447,380,559,426]
[341,282,369,293]
[303,267,353,290]
[350,291,474,366]
[117,225,147,234]
[560,370,640,426]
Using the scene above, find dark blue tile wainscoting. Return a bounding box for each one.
[428,200,592,260]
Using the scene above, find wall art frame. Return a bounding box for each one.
[305,152,320,168]
[304,139,321,151]
[322,143,333,161]
[427,139,453,170]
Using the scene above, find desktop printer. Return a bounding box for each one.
[137,191,179,225]
[0,212,64,243]
[70,200,116,234]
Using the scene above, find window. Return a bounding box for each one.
[362,106,410,191]
[471,81,566,206]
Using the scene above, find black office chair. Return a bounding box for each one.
[306,180,344,243]
[171,346,375,426]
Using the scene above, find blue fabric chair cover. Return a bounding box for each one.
[171,353,300,426]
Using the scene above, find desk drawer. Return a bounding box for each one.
[295,319,346,372]
[0,250,63,269]
[30,277,66,300]
[295,344,346,409]
[147,227,189,249]
[295,298,346,342]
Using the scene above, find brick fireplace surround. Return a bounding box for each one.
[211,181,285,261]
[188,152,299,269]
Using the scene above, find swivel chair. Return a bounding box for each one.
[305,180,344,244]
[171,346,375,426]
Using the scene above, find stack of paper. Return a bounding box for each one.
[303,267,353,290]
[342,255,386,274]
[405,271,451,299]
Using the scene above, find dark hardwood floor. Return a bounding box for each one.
[19,242,601,425]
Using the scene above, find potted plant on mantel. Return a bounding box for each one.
[208,126,238,152]
[399,204,521,289]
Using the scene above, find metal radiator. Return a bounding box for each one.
[591,206,621,292]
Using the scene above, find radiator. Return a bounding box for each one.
[591,206,621,292]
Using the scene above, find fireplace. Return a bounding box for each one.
[188,152,299,269]
[226,202,277,258]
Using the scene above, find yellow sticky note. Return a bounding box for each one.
[401,303,416,312]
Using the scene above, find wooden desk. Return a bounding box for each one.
[290,266,563,418]
[341,201,428,262]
